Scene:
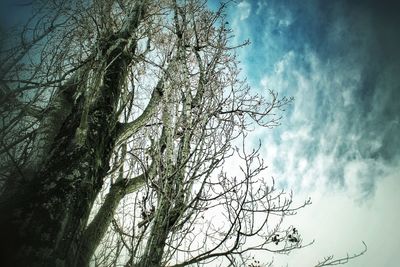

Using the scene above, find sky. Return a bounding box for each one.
[1,0,399,266]
[215,0,400,266]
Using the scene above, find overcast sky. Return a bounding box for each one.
[214,0,400,266]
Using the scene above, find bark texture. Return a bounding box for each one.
[0,2,147,266]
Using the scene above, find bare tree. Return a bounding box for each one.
[0,1,366,267]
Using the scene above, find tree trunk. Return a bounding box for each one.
[76,183,125,267]
[137,196,182,267]
[76,171,147,266]
[0,3,148,266]
[0,36,128,267]
[137,202,172,267]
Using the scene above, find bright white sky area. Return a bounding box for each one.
[209,0,400,266]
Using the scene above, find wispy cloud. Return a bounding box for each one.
[257,47,398,201]
[227,0,400,265]
[237,1,251,20]
[233,0,400,200]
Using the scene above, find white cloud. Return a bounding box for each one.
[256,1,267,15]
[237,1,251,20]
[229,1,400,265]
[246,37,400,265]
[256,46,392,194]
